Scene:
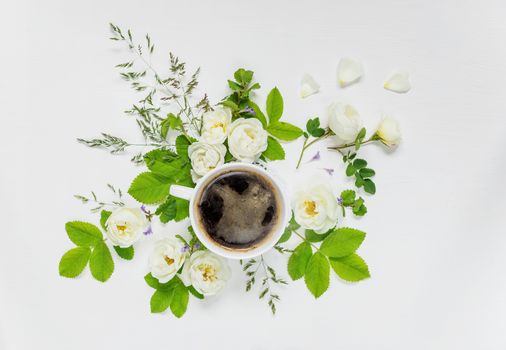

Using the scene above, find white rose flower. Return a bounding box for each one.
[327,102,362,144]
[181,251,231,296]
[149,238,187,283]
[188,142,227,181]
[293,182,339,234]
[227,118,268,163]
[104,207,149,247]
[201,107,232,144]
[375,116,401,147]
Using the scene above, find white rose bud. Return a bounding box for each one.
[188,142,227,182]
[149,238,187,283]
[375,116,401,147]
[327,102,362,144]
[293,182,339,234]
[181,251,231,296]
[104,207,149,247]
[227,118,268,163]
[201,107,232,144]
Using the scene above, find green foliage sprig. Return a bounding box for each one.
[74,184,125,212]
[79,24,209,162]
[241,255,288,315]
[59,222,115,282]
[284,226,370,298]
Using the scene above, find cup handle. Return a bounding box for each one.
[169,185,194,201]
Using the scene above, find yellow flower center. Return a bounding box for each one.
[116,224,127,232]
[163,255,174,266]
[198,263,217,282]
[304,200,318,216]
[212,122,224,129]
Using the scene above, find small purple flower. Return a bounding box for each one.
[243,107,255,115]
[194,242,201,250]
[143,226,153,236]
[181,244,190,253]
[322,168,334,176]
[140,205,151,215]
[337,197,343,205]
[307,151,321,163]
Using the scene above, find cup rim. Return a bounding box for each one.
[189,162,290,260]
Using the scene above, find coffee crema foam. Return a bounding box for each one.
[196,170,280,250]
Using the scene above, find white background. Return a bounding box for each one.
[1,0,506,349]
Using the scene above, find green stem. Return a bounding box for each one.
[327,137,376,151]
[293,231,319,251]
[295,131,332,169]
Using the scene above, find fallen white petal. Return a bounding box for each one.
[384,71,411,93]
[337,57,363,87]
[300,74,320,98]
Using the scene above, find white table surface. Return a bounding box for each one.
[1,0,506,349]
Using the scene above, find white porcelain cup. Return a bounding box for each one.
[170,162,291,260]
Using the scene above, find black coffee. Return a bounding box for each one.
[197,170,280,249]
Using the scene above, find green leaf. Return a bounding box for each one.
[359,168,375,178]
[128,172,170,204]
[287,242,312,280]
[345,164,355,176]
[304,252,330,298]
[113,245,134,260]
[174,197,190,221]
[262,136,285,160]
[355,173,364,187]
[144,149,186,178]
[356,127,366,141]
[355,128,366,150]
[278,213,300,243]
[352,197,367,216]
[247,101,267,128]
[89,241,114,282]
[155,195,189,223]
[266,122,303,141]
[340,190,356,206]
[59,247,91,278]
[221,100,239,111]
[144,273,161,289]
[188,285,204,299]
[353,158,367,169]
[175,135,192,159]
[363,179,376,194]
[100,210,112,231]
[266,87,283,123]
[320,228,366,258]
[155,197,176,223]
[169,113,183,129]
[150,289,174,313]
[65,221,103,247]
[306,118,325,137]
[305,229,331,242]
[330,253,370,282]
[228,79,242,90]
[170,278,189,318]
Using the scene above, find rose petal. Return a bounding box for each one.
[300,74,320,98]
[337,57,363,87]
[384,71,411,93]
